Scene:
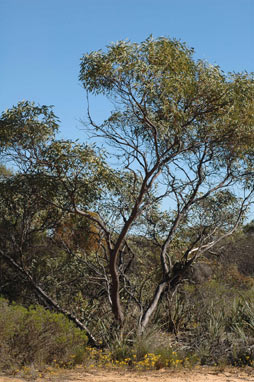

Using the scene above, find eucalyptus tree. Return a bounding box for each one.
[79,36,254,333]
[0,101,114,346]
[1,36,254,342]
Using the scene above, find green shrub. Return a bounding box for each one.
[0,298,88,370]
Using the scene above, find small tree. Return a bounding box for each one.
[0,101,113,346]
[79,36,254,333]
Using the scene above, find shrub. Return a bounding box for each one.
[0,298,88,370]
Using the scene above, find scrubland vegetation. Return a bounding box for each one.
[1,36,254,375]
[3,251,254,376]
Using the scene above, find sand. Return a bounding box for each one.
[1,367,254,382]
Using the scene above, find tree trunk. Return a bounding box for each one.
[1,251,98,347]
[138,261,191,335]
[138,280,168,335]
[109,248,124,325]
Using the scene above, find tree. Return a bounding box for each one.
[1,37,254,343]
[0,101,114,346]
[79,36,254,333]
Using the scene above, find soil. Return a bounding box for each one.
[1,367,254,382]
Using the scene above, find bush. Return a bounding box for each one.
[170,282,254,366]
[0,298,88,370]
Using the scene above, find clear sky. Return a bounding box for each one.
[1,0,253,141]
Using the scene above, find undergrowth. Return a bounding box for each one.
[0,298,87,372]
[2,286,254,379]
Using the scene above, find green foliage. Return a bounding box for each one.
[80,36,254,159]
[0,298,88,370]
[158,276,254,366]
[0,100,114,211]
[0,100,59,151]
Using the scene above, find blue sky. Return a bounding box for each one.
[1,0,253,141]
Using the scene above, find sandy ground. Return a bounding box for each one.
[1,367,254,382]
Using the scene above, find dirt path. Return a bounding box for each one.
[1,368,254,382]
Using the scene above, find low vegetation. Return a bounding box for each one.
[2,251,254,375]
[0,298,88,372]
